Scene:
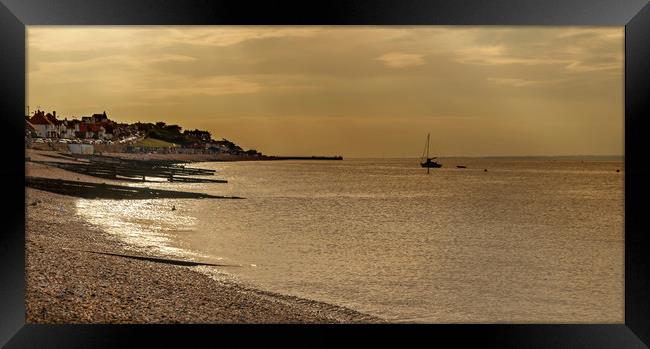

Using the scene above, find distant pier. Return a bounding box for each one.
[264,155,343,160]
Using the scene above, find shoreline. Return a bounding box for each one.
[29,144,343,163]
[25,151,381,323]
[99,152,344,163]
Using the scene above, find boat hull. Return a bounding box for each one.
[421,162,442,168]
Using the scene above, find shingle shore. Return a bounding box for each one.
[25,151,381,323]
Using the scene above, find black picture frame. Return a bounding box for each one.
[1,0,649,347]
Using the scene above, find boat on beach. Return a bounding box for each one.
[420,133,442,172]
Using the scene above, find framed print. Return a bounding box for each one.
[1,0,649,347]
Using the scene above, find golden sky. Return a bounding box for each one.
[28,26,624,157]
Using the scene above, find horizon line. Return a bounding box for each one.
[273,154,625,159]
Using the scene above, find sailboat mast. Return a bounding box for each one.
[426,133,430,174]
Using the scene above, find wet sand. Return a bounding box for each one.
[26,150,381,323]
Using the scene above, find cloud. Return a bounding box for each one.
[27,27,623,156]
[148,54,197,63]
[450,28,621,67]
[486,77,546,87]
[455,45,571,66]
[163,27,322,47]
[28,27,322,52]
[556,28,624,41]
[137,75,263,99]
[30,52,262,100]
[564,60,622,73]
[376,52,425,68]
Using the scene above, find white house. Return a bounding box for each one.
[29,111,58,138]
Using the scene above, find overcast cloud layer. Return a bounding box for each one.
[28,26,623,157]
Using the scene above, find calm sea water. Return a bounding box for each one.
[76,157,624,323]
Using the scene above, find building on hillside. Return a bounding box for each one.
[184,129,212,142]
[29,110,58,138]
[184,142,205,149]
[103,124,115,140]
[77,123,106,139]
[61,119,81,138]
[208,143,229,153]
[112,123,137,138]
[44,111,67,136]
[91,111,109,123]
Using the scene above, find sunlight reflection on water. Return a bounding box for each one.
[75,198,202,259]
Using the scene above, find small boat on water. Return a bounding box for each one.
[420,133,442,173]
[456,165,467,169]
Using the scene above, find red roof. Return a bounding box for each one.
[79,124,104,132]
[45,113,62,125]
[30,113,54,125]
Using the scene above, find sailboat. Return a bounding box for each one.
[420,133,442,172]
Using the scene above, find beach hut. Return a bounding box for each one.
[68,143,94,155]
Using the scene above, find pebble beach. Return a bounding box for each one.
[25,150,380,323]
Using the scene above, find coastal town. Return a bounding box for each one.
[24,109,262,157]
[24,109,343,162]
[23,108,362,324]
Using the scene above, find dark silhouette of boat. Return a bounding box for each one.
[420,133,442,172]
[421,158,442,168]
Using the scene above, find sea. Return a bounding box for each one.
[75,157,624,323]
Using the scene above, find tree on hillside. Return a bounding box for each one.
[134,122,155,132]
[183,129,212,142]
[146,121,184,144]
[165,124,182,133]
